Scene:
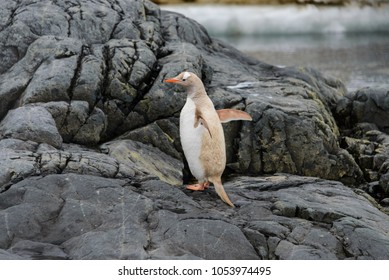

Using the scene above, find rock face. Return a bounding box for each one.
[0,0,388,259]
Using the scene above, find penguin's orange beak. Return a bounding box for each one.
[164,78,180,83]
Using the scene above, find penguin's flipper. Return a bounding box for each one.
[194,110,212,138]
[217,109,252,123]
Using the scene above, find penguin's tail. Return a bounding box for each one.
[210,177,235,207]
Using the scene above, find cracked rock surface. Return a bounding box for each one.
[0,0,388,259]
[1,174,389,259]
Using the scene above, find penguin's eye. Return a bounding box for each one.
[182,72,191,81]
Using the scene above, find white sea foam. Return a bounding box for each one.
[163,4,389,36]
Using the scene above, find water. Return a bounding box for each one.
[163,4,389,91]
[231,32,389,92]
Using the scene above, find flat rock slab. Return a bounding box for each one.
[1,174,388,260]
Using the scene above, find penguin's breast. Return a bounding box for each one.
[180,98,207,180]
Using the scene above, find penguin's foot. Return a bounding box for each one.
[186,182,209,191]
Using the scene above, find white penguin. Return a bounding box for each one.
[164,71,252,207]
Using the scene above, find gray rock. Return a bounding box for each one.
[337,88,389,134]
[0,35,82,120]
[19,54,77,105]
[0,174,152,259]
[0,0,364,182]
[274,239,338,260]
[8,240,68,260]
[380,172,389,194]
[149,214,259,259]
[336,89,389,197]
[0,138,38,151]
[118,118,182,159]
[0,249,24,260]
[0,147,38,192]
[0,0,388,260]
[0,105,62,148]
[381,198,389,206]
[102,139,183,186]
[0,137,182,191]
[332,217,389,259]
[338,123,389,200]
[1,174,389,260]
[44,101,107,145]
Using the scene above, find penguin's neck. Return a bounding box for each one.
[187,87,212,109]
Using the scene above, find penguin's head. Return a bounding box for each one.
[164,71,199,88]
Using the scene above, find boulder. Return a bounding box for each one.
[0,105,62,148]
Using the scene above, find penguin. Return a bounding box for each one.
[164,71,252,207]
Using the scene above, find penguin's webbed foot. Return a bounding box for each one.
[186,182,209,191]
